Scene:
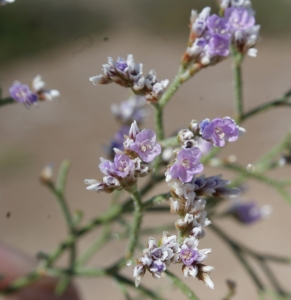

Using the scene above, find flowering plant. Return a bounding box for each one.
[1,1,291,299]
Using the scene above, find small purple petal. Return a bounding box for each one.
[9,83,38,105]
[225,7,255,32]
[169,148,204,183]
[115,57,128,72]
[130,129,161,163]
[113,154,135,178]
[201,117,239,147]
[180,248,199,266]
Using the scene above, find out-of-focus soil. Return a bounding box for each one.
[0,27,291,300]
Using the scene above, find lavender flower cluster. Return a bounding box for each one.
[85,121,161,193]
[90,55,169,103]
[134,123,240,288]
[134,232,214,289]
[0,0,14,5]
[9,75,60,107]
[106,96,148,159]
[183,2,260,66]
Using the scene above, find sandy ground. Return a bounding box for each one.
[0,26,291,300]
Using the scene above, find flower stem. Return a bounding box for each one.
[47,160,77,295]
[0,97,14,107]
[126,186,143,259]
[154,103,164,141]
[241,89,291,122]
[77,224,111,266]
[210,223,265,291]
[159,66,184,108]
[165,270,200,300]
[232,47,244,122]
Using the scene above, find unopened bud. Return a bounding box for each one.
[40,164,53,184]
[178,129,194,144]
[189,119,199,134]
[129,120,140,140]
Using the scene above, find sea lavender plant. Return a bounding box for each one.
[1,0,291,299]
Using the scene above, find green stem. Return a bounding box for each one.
[165,270,200,300]
[223,163,291,205]
[256,127,291,172]
[160,136,179,148]
[47,160,76,295]
[241,92,291,122]
[113,274,167,300]
[154,103,164,141]
[159,66,184,108]
[0,97,15,107]
[114,277,133,300]
[126,186,143,259]
[78,224,111,265]
[232,47,244,122]
[210,223,265,291]
[257,260,287,296]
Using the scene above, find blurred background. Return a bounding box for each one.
[0,0,291,299]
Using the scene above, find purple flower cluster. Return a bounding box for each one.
[228,200,272,224]
[0,0,14,5]
[166,148,204,183]
[185,7,231,66]
[199,117,244,147]
[90,55,169,103]
[219,0,251,10]
[184,4,259,66]
[133,233,214,289]
[111,95,147,125]
[9,75,60,107]
[106,125,130,160]
[225,7,260,56]
[85,121,161,193]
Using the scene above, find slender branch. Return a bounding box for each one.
[222,163,291,205]
[0,97,15,107]
[210,223,265,291]
[126,186,143,259]
[160,136,179,148]
[165,270,200,300]
[257,259,287,296]
[256,127,291,172]
[78,224,111,266]
[113,274,167,300]
[154,103,164,141]
[159,66,184,108]
[231,47,244,121]
[114,277,133,300]
[241,93,291,122]
[46,160,76,295]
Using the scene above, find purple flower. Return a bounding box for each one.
[209,35,231,57]
[111,96,147,124]
[99,157,115,176]
[9,83,38,106]
[115,57,128,72]
[207,15,231,39]
[180,247,199,266]
[200,117,239,147]
[113,154,135,178]
[0,0,14,5]
[106,126,130,159]
[230,201,272,224]
[168,148,204,183]
[196,138,213,156]
[130,129,161,163]
[192,7,211,37]
[150,260,166,274]
[225,7,255,32]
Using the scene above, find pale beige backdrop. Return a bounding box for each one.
[0,3,291,300]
